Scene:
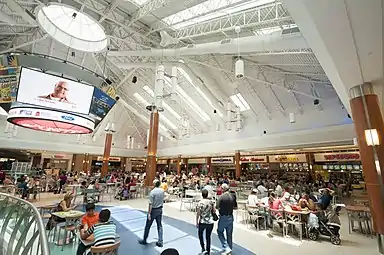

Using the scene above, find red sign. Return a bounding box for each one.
[314,152,360,162]
[324,154,360,161]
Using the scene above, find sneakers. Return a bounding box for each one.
[156,241,163,247]
[199,250,207,255]
[138,239,148,245]
[221,247,232,255]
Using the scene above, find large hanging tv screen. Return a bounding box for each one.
[89,87,116,121]
[16,67,94,115]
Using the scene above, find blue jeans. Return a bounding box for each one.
[217,215,233,250]
[143,207,163,243]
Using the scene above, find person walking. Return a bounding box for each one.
[196,189,215,255]
[216,183,235,255]
[139,179,164,247]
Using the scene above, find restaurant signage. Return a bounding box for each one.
[240,156,267,163]
[211,157,234,164]
[269,154,307,163]
[97,156,121,162]
[314,152,360,162]
[157,159,168,164]
[188,158,206,164]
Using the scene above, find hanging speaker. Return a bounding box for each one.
[289,113,296,123]
[235,59,244,78]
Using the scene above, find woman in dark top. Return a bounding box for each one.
[46,193,75,230]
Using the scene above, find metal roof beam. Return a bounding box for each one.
[6,0,36,25]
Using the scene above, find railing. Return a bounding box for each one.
[0,193,50,255]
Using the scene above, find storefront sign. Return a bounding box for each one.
[240,156,267,163]
[211,157,234,164]
[97,156,121,162]
[314,152,360,162]
[269,154,307,163]
[157,159,168,164]
[42,153,72,160]
[188,158,207,164]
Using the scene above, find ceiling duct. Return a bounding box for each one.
[108,31,309,57]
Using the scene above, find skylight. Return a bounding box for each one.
[164,77,211,122]
[162,0,275,30]
[230,93,250,112]
[37,4,107,52]
[143,85,182,120]
[133,92,178,130]
[129,0,149,6]
[178,67,224,118]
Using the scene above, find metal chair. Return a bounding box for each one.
[90,241,120,255]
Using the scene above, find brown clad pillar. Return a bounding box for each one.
[235,151,241,179]
[176,155,182,176]
[349,83,384,252]
[145,111,159,186]
[207,157,212,176]
[101,134,113,178]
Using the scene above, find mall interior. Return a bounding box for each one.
[0,0,383,255]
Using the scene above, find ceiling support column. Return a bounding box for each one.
[206,157,212,176]
[349,83,384,253]
[235,151,241,180]
[176,155,182,176]
[101,134,113,178]
[145,110,159,186]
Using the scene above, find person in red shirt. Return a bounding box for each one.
[77,203,99,255]
[216,181,224,197]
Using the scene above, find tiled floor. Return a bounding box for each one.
[35,193,380,255]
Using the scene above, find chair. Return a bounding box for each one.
[129,185,137,199]
[269,209,286,236]
[57,215,80,251]
[90,241,120,255]
[247,205,267,230]
[346,208,372,235]
[284,210,307,241]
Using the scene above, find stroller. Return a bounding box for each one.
[308,204,344,245]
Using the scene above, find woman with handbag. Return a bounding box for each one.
[196,189,217,255]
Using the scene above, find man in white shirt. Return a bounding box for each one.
[247,189,259,206]
[275,182,283,197]
[257,182,268,198]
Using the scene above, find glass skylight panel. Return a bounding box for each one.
[143,85,182,120]
[37,4,107,52]
[164,77,211,122]
[129,0,150,6]
[163,0,275,30]
[230,93,250,112]
[133,92,178,130]
[178,67,224,118]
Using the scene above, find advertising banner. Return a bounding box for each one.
[89,87,116,120]
[17,67,94,115]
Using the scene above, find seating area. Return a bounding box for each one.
[1,0,384,255]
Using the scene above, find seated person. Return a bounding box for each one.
[298,193,316,211]
[46,193,75,230]
[269,192,282,210]
[80,209,117,254]
[247,189,260,206]
[77,203,99,255]
[317,188,336,210]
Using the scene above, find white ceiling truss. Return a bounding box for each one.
[0,0,347,153]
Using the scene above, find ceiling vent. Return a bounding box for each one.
[281,26,300,36]
[220,38,232,44]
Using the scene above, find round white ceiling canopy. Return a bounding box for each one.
[37,3,108,52]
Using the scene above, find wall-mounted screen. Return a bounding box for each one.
[16,67,94,115]
[89,87,116,120]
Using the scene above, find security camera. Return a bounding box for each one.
[132,76,137,83]
[235,59,244,78]
[213,109,217,114]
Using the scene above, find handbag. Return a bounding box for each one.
[211,204,219,221]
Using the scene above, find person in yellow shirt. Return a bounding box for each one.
[160,179,168,191]
[160,179,170,202]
